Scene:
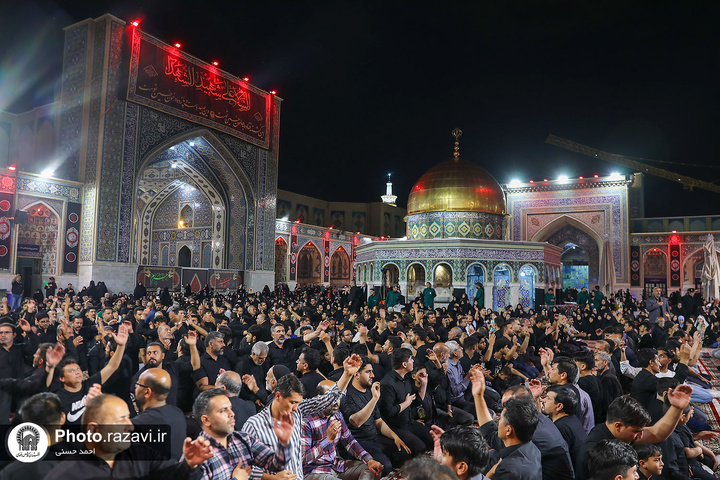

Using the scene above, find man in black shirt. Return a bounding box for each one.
[54,324,129,425]
[44,393,213,480]
[133,367,187,460]
[470,369,542,480]
[540,384,587,467]
[631,348,688,409]
[378,347,433,451]
[194,331,232,392]
[340,359,411,476]
[296,347,325,398]
[575,387,692,480]
[267,321,328,370]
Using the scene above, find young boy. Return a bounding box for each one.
[634,444,663,480]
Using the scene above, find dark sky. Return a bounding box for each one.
[3,1,720,218]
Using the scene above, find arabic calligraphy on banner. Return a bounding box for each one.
[127,29,272,148]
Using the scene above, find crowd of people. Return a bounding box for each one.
[1,278,720,480]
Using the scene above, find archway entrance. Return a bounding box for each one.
[134,135,240,270]
[561,242,589,290]
[535,219,601,286]
[330,247,351,286]
[407,263,426,299]
[297,242,322,285]
[275,238,288,284]
[644,248,667,297]
[493,265,511,311]
[519,265,536,310]
[178,246,192,267]
[466,264,485,305]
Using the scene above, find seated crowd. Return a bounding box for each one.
[0,280,719,480]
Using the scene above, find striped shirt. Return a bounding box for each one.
[241,384,345,480]
[301,411,372,476]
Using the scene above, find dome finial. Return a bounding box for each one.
[451,128,462,160]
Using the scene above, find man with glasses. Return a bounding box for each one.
[133,367,187,460]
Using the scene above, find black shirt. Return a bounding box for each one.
[576,422,616,480]
[341,384,379,441]
[42,443,202,480]
[554,414,587,467]
[54,372,103,425]
[267,338,304,370]
[480,420,542,480]
[299,371,325,398]
[197,351,232,385]
[379,370,413,429]
[132,403,187,460]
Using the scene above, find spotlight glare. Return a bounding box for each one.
[558,175,569,182]
[8,165,16,171]
[188,142,195,147]
[212,61,219,66]
[508,179,522,187]
[131,20,140,27]
[174,43,182,48]
[243,77,249,82]
[171,162,177,169]
[41,168,54,178]
[270,90,277,95]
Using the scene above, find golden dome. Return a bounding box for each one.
[407,156,507,216]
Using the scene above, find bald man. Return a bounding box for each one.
[216,370,256,430]
[44,393,212,480]
[133,368,187,460]
[426,342,473,426]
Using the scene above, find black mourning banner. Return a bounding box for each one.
[127,29,272,149]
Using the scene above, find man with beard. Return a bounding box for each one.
[130,331,201,410]
[646,287,668,325]
[341,359,411,476]
[195,331,232,392]
[302,380,383,479]
[267,321,329,371]
[133,368,187,460]
[44,393,214,480]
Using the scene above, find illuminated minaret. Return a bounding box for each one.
[381,173,397,206]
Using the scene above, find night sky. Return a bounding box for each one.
[3,1,720,218]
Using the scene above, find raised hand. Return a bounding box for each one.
[430,424,445,461]
[85,383,103,405]
[45,342,66,368]
[470,368,486,397]
[185,330,197,346]
[371,381,381,400]
[528,379,544,399]
[343,353,362,376]
[274,411,295,446]
[667,384,693,410]
[73,335,83,346]
[110,324,129,346]
[183,436,213,468]
[18,318,31,333]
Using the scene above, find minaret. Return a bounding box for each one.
[381,173,397,206]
